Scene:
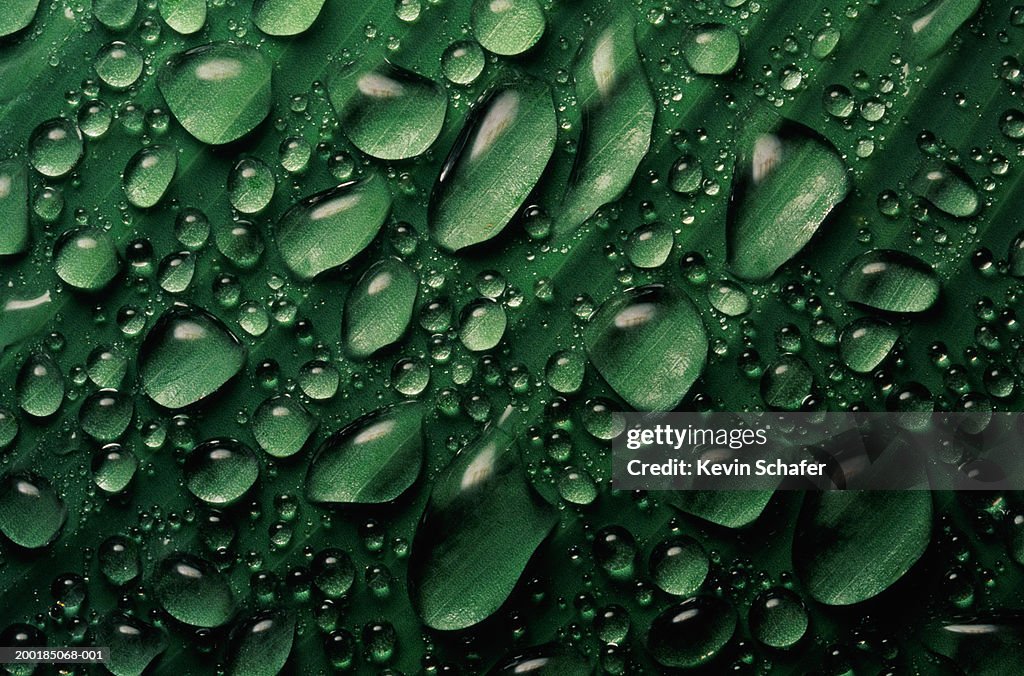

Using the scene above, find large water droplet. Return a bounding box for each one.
[749,588,808,649]
[0,159,29,256]
[727,120,850,281]
[159,0,207,35]
[683,23,740,75]
[840,249,940,313]
[839,318,899,373]
[275,173,392,280]
[459,298,507,352]
[488,644,592,675]
[228,157,275,214]
[139,304,247,408]
[227,610,295,676]
[95,41,144,90]
[185,438,259,505]
[93,0,137,31]
[441,41,485,85]
[328,62,447,160]
[306,402,424,504]
[0,472,66,548]
[158,43,273,145]
[344,257,418,358]
[649,536,709,596]
[252,395,317,458]
[80,388,133,441]
[124,146,177,208]
[910,159,980,218]
[760,353,814,410]
[17,353,64,418]
[647,596,736,668]
[29,118,84,179]
[585,285,708,411]
[155,554,235,627]
[53,227,120,291]
[95,613,167,676]
[471,0,545,56]
[253,0,327,36]
[430,83,556,251]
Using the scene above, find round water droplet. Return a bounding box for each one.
[0,472,66,549]
[749,588,808,649]
[252,395,316,458]
[158,251,195,293]
[459,298,507,352]
[823,84,855,118]
[669,154,703,195]
[29,118,83,179]
[471,0,546,56]
[214,219,264,269]
[17,353,64,418]
[80,388,133,441]
[92,444,138,493]
[139,304,247,409]
[840,249,940,313]
[185,438,259,505]
[298,360,340,400]
[393,358,430,396]
[155,554,235,627]
[683,24,740,75]
[124,145,177,208]
[313,548,356,598]
[253,0,327,36]
[53,227,119,291]
[647,596,736,668]
[707,280,750,316]
[441,40,485,84]
[839,318,899,373]
[545,350,585,394]
[98,535,141,585]
[594,525,636,580]
[649,536,709,596]
[627,222,673,268]
[160,0,207,35]
[557,467,597,505]
[95,41,144,89]
[228,157,275,214]
[1000,109,1024,139]
[93,0,138,31]
[761,353,814,410]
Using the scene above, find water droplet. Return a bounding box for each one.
[95,613,167,676]
[93,0,138,31]
[649,536,709,596]
[911,159,980,218]
[761,353,814,410]
[668,154,703,195]
[0,0,40,37]
[253,0,327,36]
[95,41,144,89]
[840,249,940,313]
[683,23,741,75]
[0,159,29,256]
[228,157,275,214]
[904,0,982,60]
[185,438,259,505]
[29,118,83,178]
[707,280,750,316]
[159,0,207,35]
[647,596,736,668]
[627,222,673,268]
[471,0,546,56]
[749,588,808,649]
[839,318,899,373]
[124,145,177,208]
[441,40,485,85]
[80,388,133,441]
[344,258,418,358]
[17,353,64,418]
[227,610,295,676]
[458,298,507,352]
[0,472,66,548]
[155,554,235,627]
[98,535,141,586]
[253,395,316,458]
[92,444,138,493]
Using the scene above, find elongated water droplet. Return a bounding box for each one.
[275,173,392,280]
[0,472,66,548]
[17,353,64,418]
[306,402,424,504]
[839,318,899,373]
[911,159,980,218]
[124,145,177,208]
[430,83,556,251]
[0,290,55,353]
[471,0,545,56]
[227,610,295,676]
[840,249,940,313]
[29,118,83,179]
[459,298,507,352]
[328,63,447,161]
[0,0,39,37]
[228,157,275,214]
[683,23,740,75]
[253,0,327,36]
[488,644,591,675]
[585,285,708,411]
[409,407,557,630]
[0,159,29,256]
[728,120,850,281]
[159,0,207,35]
[139,304,247,409]
[647,596,736,668]
[155,554,235,627]
[344,257,418,358]
[159,43,273,145]
[1009,231,1024,278]
[558,14,654,233]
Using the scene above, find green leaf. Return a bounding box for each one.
[305,402,425,504]
[409,407,557,630]
[556,12,654,234]
[584,285,708,411]
[344,257,419,358]
[430,82,557,252]
[795,492,932,605]
[727,120,850,282]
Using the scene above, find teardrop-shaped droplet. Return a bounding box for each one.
[911,159,980,218]
[53,227,120,291]
[471,0,545,56]
[92,444,139,494]
[306,402,424,504]
[124,146,177,208]
[920,613,1024,674]
[683,23,740,75]
[627,222,673,268]
[80,388,133,441]
[0,472,66,549]
[275,173,392,280]
[29,118,83,179]
[328,62,447,160]
[649,536,709,597]
[584,285,707,411]
[795,492,931,605]
[760,353,814,411]
[430,83,556,251]
[253,395,317,458]
[904,0,981,60]
[228,157,275,214]
[0,159,29,256]
[840,249,940,313]
[409,407,557,630]
[159,0,207,35]
[458,298,507,352]
[95,613,167,676]
[727,120,850,281]
[93,0,137,31]
[344,257,418,358]
[158,43,272,145]
[749,588,808,649]
[185,438,259,505]
[487,644,591,676]
[17,353,64,418]
[158,251,195,293]
[139,304,247,408]
[839,318,899,373]
[647,596,736,668]
[253,0,327,36]
[227,610,295,676]
[558,14,654,233]
[0,0,39,36]
[155,554,235,627]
